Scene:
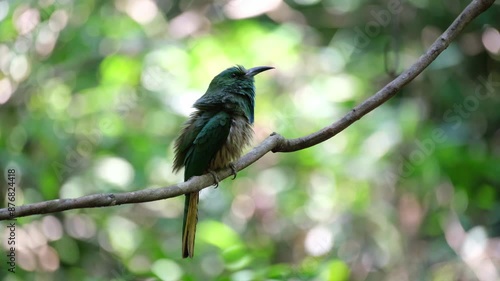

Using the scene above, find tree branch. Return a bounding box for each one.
[0,0,495,221]
[273,0,495,152]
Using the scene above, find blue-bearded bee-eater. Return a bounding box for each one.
[173,65,274,258]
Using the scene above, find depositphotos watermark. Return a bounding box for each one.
[332,0,403,55]
[386,74,499,182]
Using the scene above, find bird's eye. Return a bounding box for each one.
[231,73,237,78]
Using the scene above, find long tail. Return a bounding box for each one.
[182,192,199,258]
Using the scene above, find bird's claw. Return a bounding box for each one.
[208,170,220,188]
[229,163,238,180]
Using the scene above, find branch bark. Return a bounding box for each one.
[0,0,495,221]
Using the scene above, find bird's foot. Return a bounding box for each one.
[208,170,220,188]
[229,163,238,180]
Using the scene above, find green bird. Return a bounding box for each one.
[173,65,274,258]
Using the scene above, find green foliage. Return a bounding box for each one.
[1,0,499,280]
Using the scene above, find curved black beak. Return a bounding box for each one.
[246,66,274,77]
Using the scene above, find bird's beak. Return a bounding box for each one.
[246,66,274,77]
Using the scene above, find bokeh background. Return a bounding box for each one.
[1,0,500,280]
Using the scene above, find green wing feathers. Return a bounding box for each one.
[173,111,232,179]
[174,111,232,258]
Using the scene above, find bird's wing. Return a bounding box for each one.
[193,89,224,110]
[173,112,204,172]
[184,111,232,180]
[174,111,221,172]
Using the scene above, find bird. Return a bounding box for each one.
[172,65,274,258]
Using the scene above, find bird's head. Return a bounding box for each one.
[196,65,273,123]
[207,65,274,94]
